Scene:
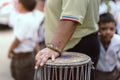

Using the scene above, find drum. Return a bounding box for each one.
[34,52,92,80]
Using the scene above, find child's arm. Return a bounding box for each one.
[8,37,20,58]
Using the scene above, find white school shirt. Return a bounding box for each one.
[9,10,44,53]
[114,1,120,17]
[115,2,120,13]
[96,34,120,72]
[99,1,117,17]
[99,1,107,15]
[109,1,117,17]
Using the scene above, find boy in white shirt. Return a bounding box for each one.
[94,13,120,80]
[7,0,44,80]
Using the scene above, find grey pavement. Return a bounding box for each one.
[0,29,14,80]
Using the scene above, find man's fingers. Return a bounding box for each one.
[35,51,43,59]
[51,54,55,61]
[40,54,50,66]
[35,48,60,69]
[52,52,60,61]
[35,52,44,66]
[35,59,41,69]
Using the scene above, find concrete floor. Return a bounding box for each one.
[0,29,14,80]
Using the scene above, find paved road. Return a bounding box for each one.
[0,29,14,80]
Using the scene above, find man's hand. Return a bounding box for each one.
[35,47,60,69]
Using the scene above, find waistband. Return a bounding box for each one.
[95,67,119,75]
[13,52,33,59]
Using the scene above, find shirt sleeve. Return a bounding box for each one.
[60,0,89,24]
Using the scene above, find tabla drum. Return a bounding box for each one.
[34,52,92,80]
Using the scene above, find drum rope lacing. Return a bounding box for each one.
[34,61,94,80]
[34,68,38,80]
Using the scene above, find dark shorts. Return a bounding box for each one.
[94,67,119,80]
[67,32,100,65]
[11,52,35,80]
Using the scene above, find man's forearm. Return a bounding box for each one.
[51,20,78,51]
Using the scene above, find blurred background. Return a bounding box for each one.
[0,29,13,80]
[1,0,120,80]
[0,0,13,29]
[0,0,14,80]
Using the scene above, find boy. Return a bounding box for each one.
[94,13,120,80]
[8,0,44,80]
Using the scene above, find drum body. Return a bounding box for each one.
[39,52,92,80]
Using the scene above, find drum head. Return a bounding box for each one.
[45,52,91,66]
